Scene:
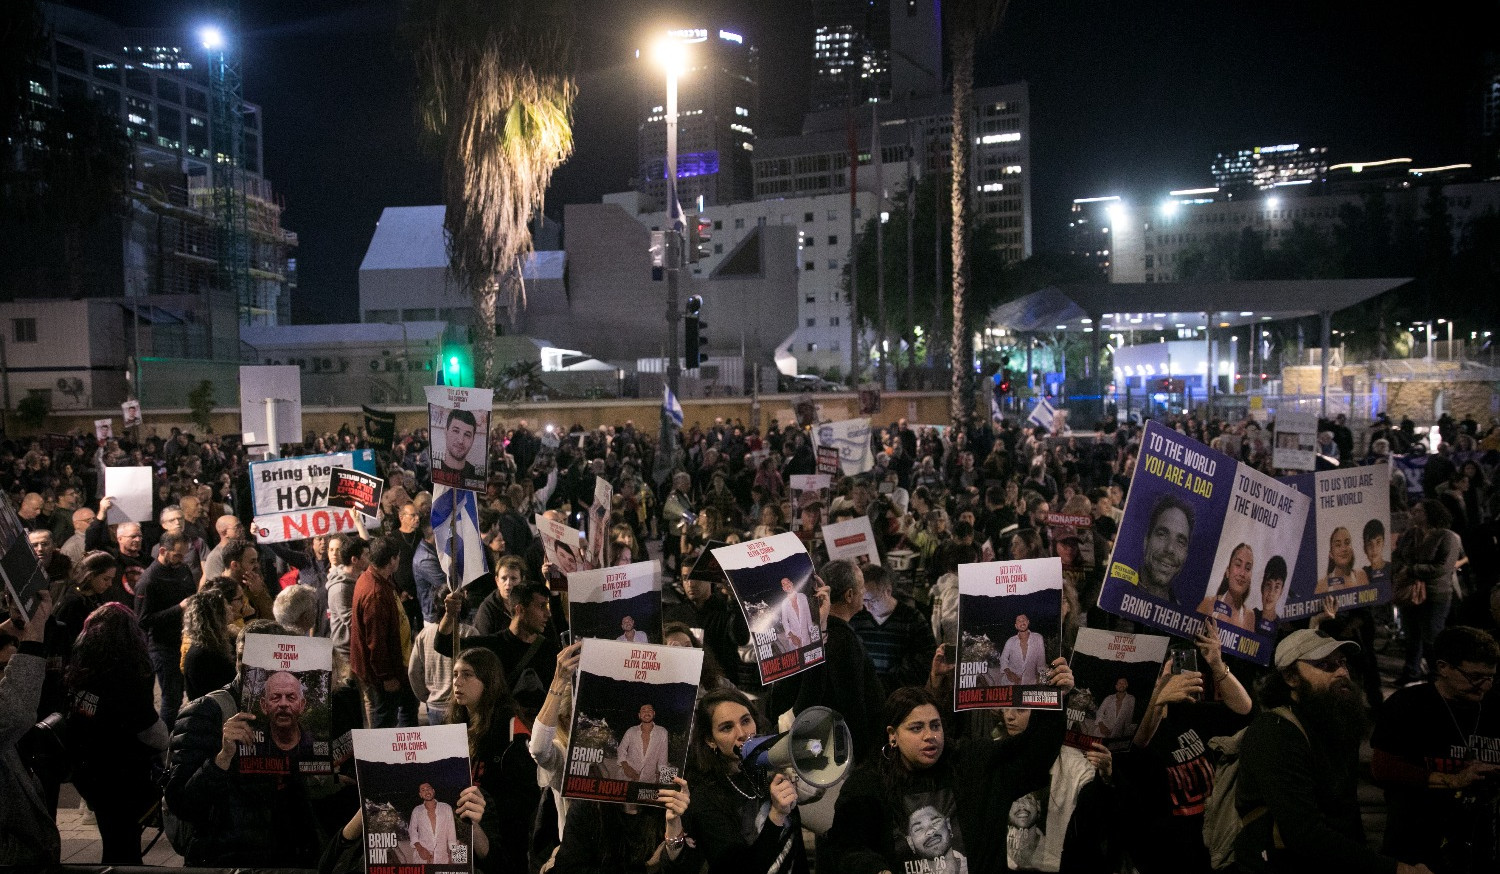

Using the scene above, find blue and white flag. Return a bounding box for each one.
[1027,398,1058,431]
[663,384,684,429]
[431,484,487,587]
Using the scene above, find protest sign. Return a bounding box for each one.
[352,723,473,874]
[103,466,153,523]
[815,418,874,476]
[822,515,880,567]
[1045,513,1095,572]
[93,418,113,442]
[1275,464,1393,624]
[240,365,303,449]
[955,557,1064,711]
[587,476,612,568]
[789,474,831,525]
[562,638,702,806]
[250,452,368,544]
[42,434,72,454]
[433,485,487,588]
[1273,410,1319,470]
[238,634,333,776]
[1064,628,1170,753]
[121,399,142,429]
[536,513,591,593]
[362,404,397,452]
[0,493,49,622]
[1098,421,1308,666]
[816,445,840,476]
[568,560,663,644]
[329,467,383,517]
[713,532,825,684]
[857,384,882,416]
[425,386,492,492]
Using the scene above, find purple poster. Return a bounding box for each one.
[1275,465,1393,624]
[1097,421,1309,666]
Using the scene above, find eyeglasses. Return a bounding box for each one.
[1452,666,1497,687]
[1302,654,1349,674]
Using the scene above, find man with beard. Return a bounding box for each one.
[1137,495,1192,603]
[1371,626,1500,872]
[1235,629,1433,874]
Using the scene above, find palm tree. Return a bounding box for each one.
[947,0,1010,430]
[408,0,576,387]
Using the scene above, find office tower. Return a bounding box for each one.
[810,0,943,112]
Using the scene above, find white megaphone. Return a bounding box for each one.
[738,705,853,794]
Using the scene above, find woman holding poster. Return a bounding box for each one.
[449,648,541,874]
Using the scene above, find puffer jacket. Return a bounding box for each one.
[164,684,321,867]
[0,646,60,865]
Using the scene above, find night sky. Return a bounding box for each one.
[71,1,1496,324]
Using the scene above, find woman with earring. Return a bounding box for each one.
[683,688,808,874]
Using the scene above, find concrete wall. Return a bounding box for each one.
[0,299,129,410]
[29,392,957,442]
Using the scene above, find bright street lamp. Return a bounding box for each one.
[199,26,225,51]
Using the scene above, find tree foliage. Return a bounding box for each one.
[407,0,577,386]
[187,380,216,433]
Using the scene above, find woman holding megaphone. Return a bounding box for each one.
[683,688,810,874]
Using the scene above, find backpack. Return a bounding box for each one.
[1202,706,1306,870]
[160,688,238,858]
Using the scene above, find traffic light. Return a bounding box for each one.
[684,295,707,368]
[687,213,712,263]
[998,370,1012,394]
[1160,377,1171,392]
[441,344,471,387]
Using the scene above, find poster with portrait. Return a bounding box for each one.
[536,513,592,591]
[822,516,880,567]
[1275,465,1393,624]
[425,385,493,492]
[1098,421,1305,666]
[890,790,969,874]
[352,723,473,874]
[712,533,825,684]
[789,474,832,526]
[562,638,702,806]
[568,560,663,645]
[588,476,613,568]
[955,557,1064,711]
[1064,628,1170,753]
[362,405,397,452]
[1272,411,1319,471]
[121,399,142,429]
[1044,513,1095,572]
[815,418,874,477]
[238,634,333,776]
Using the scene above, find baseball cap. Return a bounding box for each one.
[1274,629,1360,670]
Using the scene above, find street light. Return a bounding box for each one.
[652,33,688,421]
[199,26,225,50]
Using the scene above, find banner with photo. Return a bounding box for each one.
[536,513,593,591]
[788,474,831,524]
[121,399,142,429]
[587,476,612,568]
[568,560,663,645]
[425,385,493,492]
[562,638,702,806]
[1272,411,1319,471]
[1274,465,1393,624]
[238,634,333,776]
[1064,628,1170,753]
[1098,421,1308,666]
[1044,513,1095,573]
[815,418,874,477]
[712,532,825,684]
[955,557,1064,711]
[352,723,473,874]
[822,516,880,567]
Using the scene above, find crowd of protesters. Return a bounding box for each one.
[1,405,1498,872]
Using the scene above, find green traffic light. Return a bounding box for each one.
[448,355,459,373]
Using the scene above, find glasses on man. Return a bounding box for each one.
[1451,666,1497,688]
[1302,653,1349,674]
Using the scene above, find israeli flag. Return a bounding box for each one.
[431,484,487,587]
[663,384,684,429]
[1027,398,1058,431]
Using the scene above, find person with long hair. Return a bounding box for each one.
[48,550,118,662]
[64,602,167,864]
[182,589,237,700]
[683,688,808,874]
[449,647,540,874]
[1196,543,1256,631]
[1315,527,1361,593]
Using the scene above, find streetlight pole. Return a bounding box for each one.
[664,59,682,400]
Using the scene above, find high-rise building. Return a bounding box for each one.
[1479,52,1500,179]
[1210,143,1329,192]
[637,27,758,212]
[1066,196,1122,280]
[809,0,943,111]
[11,3,296,344]
[754,82,1032,265]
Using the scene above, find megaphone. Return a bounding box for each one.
[738,706,853,790]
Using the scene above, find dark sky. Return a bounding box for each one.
[72,1,1495,324]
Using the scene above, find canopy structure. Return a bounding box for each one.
[988,278,1413,415]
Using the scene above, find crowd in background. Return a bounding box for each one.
[2,404,1499,873]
